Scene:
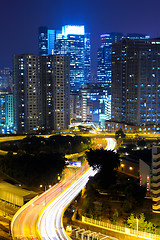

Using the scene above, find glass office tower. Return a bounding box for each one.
[39,25,91,94]
[97,32,150,90]
[97,32,123,91]
[0,89,13,133]
[38,27,56,56]
[54,25,91,93]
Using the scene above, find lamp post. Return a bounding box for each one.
[136,218,138,238]
[69,141,71,154]
[40,184,52,206]
[3,200,6,217]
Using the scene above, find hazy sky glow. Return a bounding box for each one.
[1,0,160,71]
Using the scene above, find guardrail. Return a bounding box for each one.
[82,216,160,240]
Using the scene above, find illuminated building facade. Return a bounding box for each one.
[97,32,123,90]
[0,89,13,133]
[97,33,123,122]
[39,25,91,94]
[0,67,13,90]
[78,83,111,127]
[97,33,150,89]
[152,146,160,213]
[13,54,70,133]
[39,27,56,56]
[41,55,70,130]
[126,33,150,40]
[111,38,160,126]
[13,54,42,133]
[139,159,150,191]
[54,25,91,93]
[105,121,160,135]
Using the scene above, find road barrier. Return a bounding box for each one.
[82,216,160,240]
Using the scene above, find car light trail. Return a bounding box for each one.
[38,167,97,240]
[11,138,115,240]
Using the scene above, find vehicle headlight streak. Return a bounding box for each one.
[105,138,116,150]
[38,167,97,240]
[11,138,115,240]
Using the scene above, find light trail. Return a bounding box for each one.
[11,138,116,240]
[38,138,116,240]
[105,138,116,150]
[38,167,97,240]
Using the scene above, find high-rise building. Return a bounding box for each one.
[39,25,91,93]
[77,83,111,127]
[13,54,42,133]
[97,33,124,123]
[0,89,13,133]
[111,38,160,126]
[97,32,150,89]
[54,25,91,93]
[13,54,70,133]
[38,27,56,56]
[97,33,123,89]
[41,55,70,130]
[0,67,12,90]
[126,33,150,40]
[152,146,160,213]
[38,27,48,56]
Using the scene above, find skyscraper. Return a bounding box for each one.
[13,54,70,133]
[97,32,150,89]
[126,33,150,40]
[152,146,160,213]
[39,27,56,56]
[0,89,13,133]
[41,55,70,130]
[77,83,111,127]
[97,32,123,90]
[39,25,91,93]
[0,67,12,90]
[111,38,160,126]
[13,54,42,133]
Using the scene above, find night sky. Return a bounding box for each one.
[1,0,160,72]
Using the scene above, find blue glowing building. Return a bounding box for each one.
[97,32,123,91]
[54,25,91,93]
[0,89,13,133]
[97,32,150,91]
[77,83,111,127]
[39,25,91,94]
[39,27,56,56]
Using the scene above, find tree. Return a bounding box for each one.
[127,213,137,229]
[127,213,155,233]
[115,128,126,141]
[122,178,146,211]
[86,148,120,188]
[137,139,146,147]
[81,181,98,218]
[112,209,119,224]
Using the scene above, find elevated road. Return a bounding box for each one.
[11,138,116,240]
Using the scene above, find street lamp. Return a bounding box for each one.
[136,218,138,238]
[40,184,52,206]
[40,184,52,191]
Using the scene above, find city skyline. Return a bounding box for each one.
[1,0,160,71]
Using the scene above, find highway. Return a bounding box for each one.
[11,165,90,239]
[38,167,96,240]
[105,138,116,150]
[0,136,25,143]
[11,138,116,240]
